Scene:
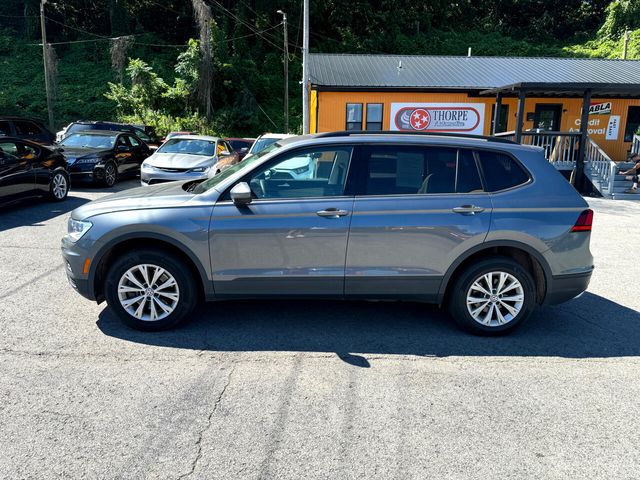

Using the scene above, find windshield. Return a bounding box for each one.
[193,141,282,194]
[158,138,216,156]
[60,133,117,149]
[229,139,251,150]
[249,137,280,154]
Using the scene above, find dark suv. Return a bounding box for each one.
[62,132,594,335]
[0,117,56,145]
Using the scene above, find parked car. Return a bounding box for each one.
[0,137,68,204]
[57,121,160,148]
[140,135,239,186]
[0,117,56,145]
[59,130,151,187]
[62,131,594,335]
[247,133,295,156]
[225,137,255,160]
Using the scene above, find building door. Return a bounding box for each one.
[534,104,562,131]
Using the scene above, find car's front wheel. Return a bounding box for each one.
[104,249,198,331]
[448,257,536,335]
[48,170,69,201]
[101,162,117,187]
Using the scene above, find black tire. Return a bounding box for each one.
[48,170,69,202]
[101,162,117,188]
[104,249,199,331]
[448,256,536,336]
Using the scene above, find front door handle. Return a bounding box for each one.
[452,205,485,215]
[316,208,349,218]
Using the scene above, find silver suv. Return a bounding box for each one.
[61,132,594,335]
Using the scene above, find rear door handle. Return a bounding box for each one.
[452,205,485,215]
[316,208,349,218]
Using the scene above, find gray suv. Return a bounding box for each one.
[61,132,594,335]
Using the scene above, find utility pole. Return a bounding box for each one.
[302,0,309,134]
[40,0,54,130]
[277,10,289,133]
[623,30,630,60]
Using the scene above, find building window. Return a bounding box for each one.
[346,103,363,130]
[624,106,640,142]
[366,103,383,130]
[491,104,509,133]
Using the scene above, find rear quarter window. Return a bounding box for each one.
[477,151,529,192]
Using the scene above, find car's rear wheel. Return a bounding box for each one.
[104,249,198,331]
[448,257,536,335]
[48,170,69,201]
[102,162,117,187]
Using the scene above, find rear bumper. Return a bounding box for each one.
[544,271,592,305]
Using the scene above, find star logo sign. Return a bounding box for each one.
[410,108,430,130]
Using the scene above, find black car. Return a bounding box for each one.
[0,137,68,205]
[59,121,160,148]
[0,117,56,145]
[59,130,151,187]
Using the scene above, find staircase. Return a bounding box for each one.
[585,137,638,200]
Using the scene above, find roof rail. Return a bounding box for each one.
[314,130,517,144]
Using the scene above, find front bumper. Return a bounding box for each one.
[140,169,208,186]
[68,163,102,183]
[61,236,96,301]
[544,271,593,305]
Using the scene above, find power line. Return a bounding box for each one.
[206,0,284,52]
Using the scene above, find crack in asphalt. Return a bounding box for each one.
[0,263,64,300]
[177,365,236,480]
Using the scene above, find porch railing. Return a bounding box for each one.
[495,130,581,169]
[585,137,617,196]
[632,134,640,155]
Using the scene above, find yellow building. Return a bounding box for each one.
[309,54,640,162]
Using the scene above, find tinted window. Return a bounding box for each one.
[0,141,20,156]
[15,121,42,136]
[21,143,39,158]
[247,146,353,199]
[128,136,140,147]
[477,151,529,192]
[346,104,363,130]
[366,104,383,131]
[356,145,483,195]
[0,121,11,136]
[624,106,640,142]
[229,140,251,150]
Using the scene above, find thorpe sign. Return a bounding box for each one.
[391,103,485,135]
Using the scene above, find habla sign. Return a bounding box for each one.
[391,103,485,135]
[589,102,612,115]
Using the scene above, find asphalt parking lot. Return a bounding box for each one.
[1,181,640,479]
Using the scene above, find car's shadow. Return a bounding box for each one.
[0,195,90,232]
[97,292,640,364]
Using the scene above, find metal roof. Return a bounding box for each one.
[309,54,640,91]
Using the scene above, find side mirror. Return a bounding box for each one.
[230,182,252,206]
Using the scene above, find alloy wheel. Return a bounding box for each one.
[52,173,67,199]
[105,164,116,186]
[466,271,525,327]
[117,264,180,321]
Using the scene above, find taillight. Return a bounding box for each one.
[571,209,593,232]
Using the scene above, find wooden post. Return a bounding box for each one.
[515,90,526,143]
[576,89,592,193]
[492,92,503,135]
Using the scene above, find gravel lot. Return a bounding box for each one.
[1,181,639,479]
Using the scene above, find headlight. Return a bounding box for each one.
[142,163,156,172]
[293,164,309,174]
[190,166,210,173]
[76,156,100,164]
[67,218,93,242]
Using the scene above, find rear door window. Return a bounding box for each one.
[477,151,529,192]
[352,145,484,195]
[0,121,12,136]
[15,121,42,136]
